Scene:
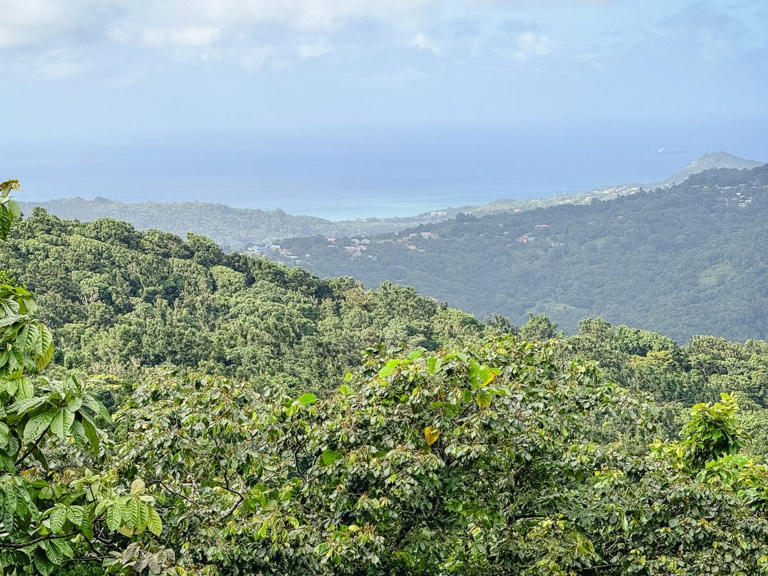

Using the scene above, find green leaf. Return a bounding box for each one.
[8,396,45,416]
[50,408,75,439]
[37,326,54,371]
[378,359,401,378]
[298,393,317,405]
[23,411,53,443]
[81,415,100,452]
[106,501,123,531]
[321,449,342,466]
[0,422,8,450]
[46,540,73,565]
[476,390,492,409]
[136,501,150,532]
[125,498,140,527]
[65,505,84,528]
[81,393,111,422]
[147,506,162,536]
[42,539,64,566]
[34,551,55,576]
[49,506,67,532]
[3,378,18,397]
[17,377,34,400]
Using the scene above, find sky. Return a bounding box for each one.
[1,0,767,218]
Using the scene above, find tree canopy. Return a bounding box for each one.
[5,179,768,574]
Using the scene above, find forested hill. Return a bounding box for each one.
[0,208,482,389]
[270,164,768,342]
[11,181,768,574]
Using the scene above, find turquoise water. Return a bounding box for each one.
[5,121,766,220]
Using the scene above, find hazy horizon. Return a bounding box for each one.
[2,0,767,219]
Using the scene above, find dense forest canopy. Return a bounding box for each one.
[0,208,482,391]
[271,164,768,342]
[6,181,768,574]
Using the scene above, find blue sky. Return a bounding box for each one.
[1,0,767,217]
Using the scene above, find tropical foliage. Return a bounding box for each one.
[0,207,482,394]
[5,180,768,574]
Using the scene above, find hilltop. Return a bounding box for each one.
[661,151,763,186]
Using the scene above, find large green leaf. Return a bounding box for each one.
[136,501,150,533]
[8,396,45,416]
[81,393,111,422]
[23,411,54,443]
[50,408,75,439]
[49,506,67,533]
[81,415,100,452]
[147,506,162,536]
[106,501,123,531]
[298,393,317,405]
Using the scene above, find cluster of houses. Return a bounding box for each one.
[399,230,440,253]
[246,243,283,256]
[324,236,377,259]
[515,224,551,244]
[722,190,753,208]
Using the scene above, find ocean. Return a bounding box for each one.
[4,120,766,220]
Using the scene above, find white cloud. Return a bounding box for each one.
[0,0,572,77]
[0,0,104,49]
[0,0,439,74]
[35,48,90,78]
[137,26,222,49]
[408,33,442,56]
[297,40,332,59]
[510,32,556,62]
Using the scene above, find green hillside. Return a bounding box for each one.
[271,165,768,341]
[0,208,482,390]
[7,181,768,574]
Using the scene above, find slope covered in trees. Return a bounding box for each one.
[272,164,768,341]
[8,182,768,574]
[0,208,482,391]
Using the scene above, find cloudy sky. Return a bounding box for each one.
[1,0,766,216]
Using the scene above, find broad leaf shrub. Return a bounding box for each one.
[114,336,768,575]
[1,181,165,575]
